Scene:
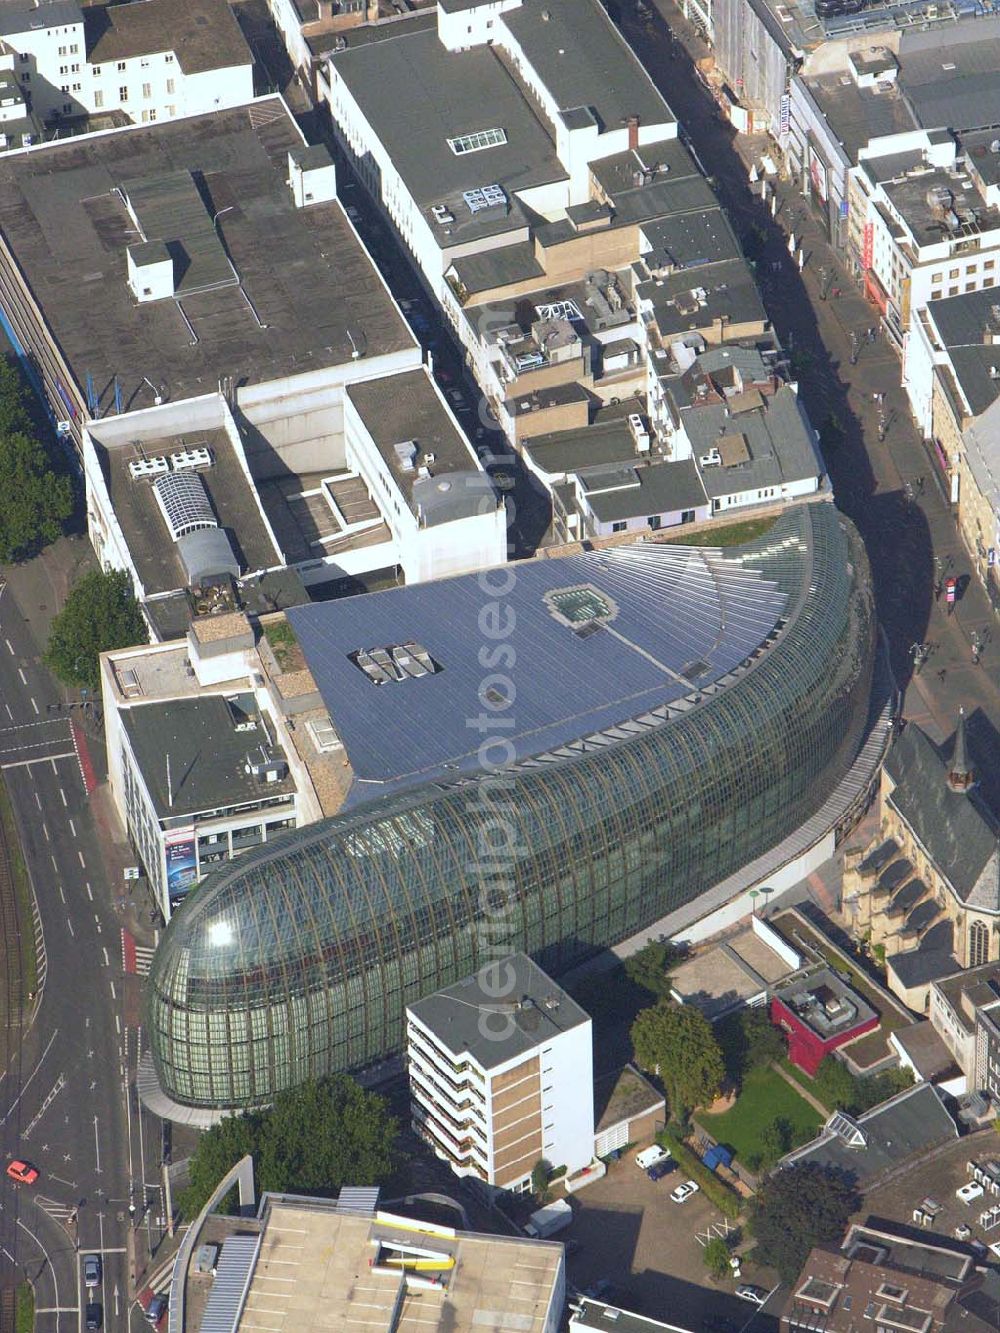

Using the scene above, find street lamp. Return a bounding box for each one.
[212,205,235,231]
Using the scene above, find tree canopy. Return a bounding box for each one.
[0,359,73,563]
[751,1164,858,1281]
[814,1057,914,1115]
[718,1006,786,1082]
[44,568,147,691]
[181,1075,400,1217]
[702,1236,732,1280]
[631,1001,725,1118]
[624,939,685,998]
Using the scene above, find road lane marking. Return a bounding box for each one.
[17,667,26,684]
[77,850,86,867]
[4,704,11,720]
[58,885,65,904]
[109,979,116,1000]
[42,823,49,842]
[66,918,74,937]
[30,697,38,715]
[50,854,58,871]
[102,946,109,967]
[86,882,93,900]
[114,1014,120,1035]
[0,751,75,770]
[69,818,76,838]
[34,791,41,809]
[59,787,67,806]
[4,639,12,655]
[0,1028,59,1125]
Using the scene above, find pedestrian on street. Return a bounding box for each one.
[937,668,947,682]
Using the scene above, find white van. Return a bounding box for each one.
[635,1145,670,1171]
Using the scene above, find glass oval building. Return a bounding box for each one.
[148,503,875,1109]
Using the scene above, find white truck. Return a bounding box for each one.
[524,1198,573,1239]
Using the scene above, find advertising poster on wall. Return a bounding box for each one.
[809,146,829,205]
[165,827,198,897]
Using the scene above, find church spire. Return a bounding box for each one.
[946,708,975,793]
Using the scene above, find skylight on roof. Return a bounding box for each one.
[463,184,506,213]
[448,128,507,155]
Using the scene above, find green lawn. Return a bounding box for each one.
[696,1064,822,1161]
[661,515,777,548]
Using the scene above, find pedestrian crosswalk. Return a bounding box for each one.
[135,945,156,977]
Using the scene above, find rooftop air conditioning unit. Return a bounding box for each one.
[700,447,722,467]
[128,456,169,480]
[171,447,212,472]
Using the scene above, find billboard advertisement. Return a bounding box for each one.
[809,146,829,205]
[165,827,198,897]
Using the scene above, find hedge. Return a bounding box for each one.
[659,1130,743,1219]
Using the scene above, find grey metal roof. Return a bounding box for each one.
[523,419,638,478]
[408,951,590,1070]
[177,528,240,587]
[884,721,1000,906]
[0,0,81,39]
[640,256,766,341]
[584,459,708,523]
[783,1083,958,1187]
[449,243,544,295]
[886,921,957,990]
[685,387,822,497]
[501,0,675,132]
[899,21,1000,132]
[197,1232,261,1333]
[287,537,789,798]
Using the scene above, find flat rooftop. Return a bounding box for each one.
[121,694,296,819]
[501,0,674,134]
[408,952,590,1068]
[96,429,279,597]
[685,386,822,497]
[83,0,251,76]
[933,960,1000,1032]
[881,167,1000,249]
[594,1064,663,1134]
[898,18,1000,134]
[329,25,565,246]
[775,966,877,1038]
[640,257,766,342]
[346,370,495,520]
[671,924,796,1020]
[0,98,413,413]
[238,1198,563,1333]
[287,533,789,796]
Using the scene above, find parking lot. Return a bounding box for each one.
[563,1157,779,1330]
[861,1130,1000,1251]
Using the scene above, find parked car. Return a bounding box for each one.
[635,1145,670,1171]
[670,1180,699,1204]
[647,1159,673,1181]
[85,1306,102,1332]
[6,1160,38,1185]
[736,1285,767,1305]
[83,1254,102,1289]
[146,1295,168,1326]
[957,1181,984,1204]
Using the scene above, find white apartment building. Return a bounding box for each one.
[407,953,595,1193]
[0,0,253,132]
[318,0,677,306]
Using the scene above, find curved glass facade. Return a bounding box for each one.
[148,504,875,1109]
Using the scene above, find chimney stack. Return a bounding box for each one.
[627,115,640,151]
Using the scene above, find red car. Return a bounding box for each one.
[6,1160,39,1185]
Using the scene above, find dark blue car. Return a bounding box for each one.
[647,1160,672,1181]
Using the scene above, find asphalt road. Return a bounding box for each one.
[0,575,156,1333]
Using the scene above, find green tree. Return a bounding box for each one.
[531,1159,551,1203]
[703,1236,732,1280]
[44,569,147,691]
[0,358,73,563]
[751,1164,858,1282]
[624,940,684,998]
[180,1075,400,1217]
[632,1002,725,1118]
[745,1116,795,1173]
[814,1056,858,1112]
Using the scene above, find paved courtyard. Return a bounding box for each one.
[564,1157,778,1329]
